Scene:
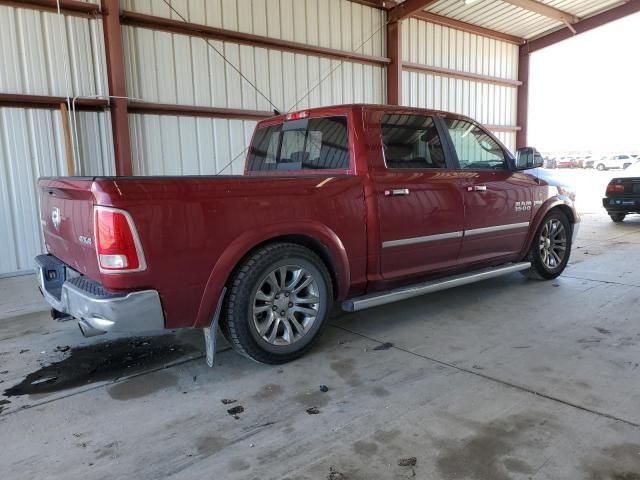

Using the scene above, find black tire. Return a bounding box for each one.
[220,243,333,364]
[610,213,626,223]
[596,163,606,171]
[522,210,572,280]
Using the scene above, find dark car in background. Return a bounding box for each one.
[603,162,640,222]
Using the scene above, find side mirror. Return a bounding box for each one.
[515,147,544,170]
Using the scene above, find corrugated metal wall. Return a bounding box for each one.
[401,17,518,151]
[0,0,523,276]
[121,0,386,174]
[0,5,112,276]
[129,115,255,175]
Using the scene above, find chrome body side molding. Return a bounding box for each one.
[464,222,530,237]
[382,231,463,248]
[383,222,530,249]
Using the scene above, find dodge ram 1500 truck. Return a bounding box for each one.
[36,104,579,365]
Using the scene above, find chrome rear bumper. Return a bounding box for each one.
[35,254,165,337]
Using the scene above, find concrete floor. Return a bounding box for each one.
[1,170,640,479]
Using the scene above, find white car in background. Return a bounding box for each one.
[595,154,634,171]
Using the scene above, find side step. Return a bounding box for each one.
[342,262,531,312]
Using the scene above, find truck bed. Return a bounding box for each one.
[38,175,367,329]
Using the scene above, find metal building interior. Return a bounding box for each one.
[1,1,640,479]
[1,0,638,277]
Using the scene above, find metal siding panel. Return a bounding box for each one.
[0,6,106,97]
[0,105,114,276]
[401,70,516,129]
[404,17,519,134]
[129,114,259,176]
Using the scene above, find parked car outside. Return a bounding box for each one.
[34,104,579,364]
[575,155,592,168]
[595,154,633,171]
[557,157,578,168]
[603,162,640,222]
[543,156,557,169]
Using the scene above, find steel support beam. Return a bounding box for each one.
[121,11,390,67]
[128,102,273,121]
[387,0,438,24]
[524,0,640,53]
[516,49,529,149]
[0,93,108,110]
[412,11,525,45]
[403,62,522,88]
[386,20,402,105]
[502,0,578,26]
[0,0,101,16]
[101,0,132,176]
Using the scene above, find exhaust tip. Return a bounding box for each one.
[78,318,106,338]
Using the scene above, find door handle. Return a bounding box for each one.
[384,188,410,197]
[467,185,487,192]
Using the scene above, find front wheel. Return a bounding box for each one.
[596,163,606,171]
[610,213,626,223]
[220,243,332,364]
[522,211,572,280]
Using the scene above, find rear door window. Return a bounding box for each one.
[381,114,446,169]
[247,116,350,172]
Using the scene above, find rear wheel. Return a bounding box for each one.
[610,213,626,223]
[596,163,606,171]
[220,243,332,364]
[522,211,572,280]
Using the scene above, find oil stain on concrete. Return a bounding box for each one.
[252,383,284,401]
[435,412,555,480]
[3,334,198,397]
[583,443,640,480]
[330,358,362,387]
[107,371,178,400]
[352,440,379,457]
[195,434,228,457]
[294,389,331,408]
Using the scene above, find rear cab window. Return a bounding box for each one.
[381,114,447,169]
[247,116,350,173]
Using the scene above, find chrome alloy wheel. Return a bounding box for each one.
[539,218,567,269]
[252,265,320,346]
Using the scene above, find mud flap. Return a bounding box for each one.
[203,287,226,368]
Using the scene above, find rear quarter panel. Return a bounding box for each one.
[92,176,366,328]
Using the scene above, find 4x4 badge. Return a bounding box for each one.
[51,207,61,230]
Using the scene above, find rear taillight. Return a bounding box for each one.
[606,182,625,193]
[94,206,146,273]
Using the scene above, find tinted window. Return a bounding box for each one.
[444,119,507,170]
[381,114,446,169]
[247,116,349,172]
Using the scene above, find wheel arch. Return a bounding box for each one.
[193,223,350,328]
[519,198,578,260]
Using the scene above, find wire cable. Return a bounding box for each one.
[214,18,387,175]
[161,0,280,113]
[286,22,387,113]
[55,0,75,174]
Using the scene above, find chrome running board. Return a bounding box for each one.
[342,262,531,312]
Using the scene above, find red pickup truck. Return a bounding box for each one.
[36,104,578,365]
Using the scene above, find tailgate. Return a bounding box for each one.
[39,178,101,280]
